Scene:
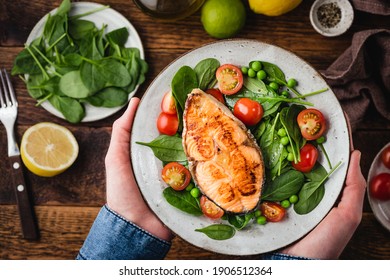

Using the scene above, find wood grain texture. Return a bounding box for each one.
[0,0,389,260]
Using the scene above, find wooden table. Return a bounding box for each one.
[1,0,389,260]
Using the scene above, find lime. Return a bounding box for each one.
[201,0,246,39]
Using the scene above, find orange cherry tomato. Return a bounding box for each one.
[161,162,191,191]
[297,108,326,140]
[200,196,225,219]
[260,201,286,222]
[216,64,243,95]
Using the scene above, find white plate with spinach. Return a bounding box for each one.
[20,1,145,122]
[131,39,350,256]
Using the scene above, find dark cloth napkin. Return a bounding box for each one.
[321,0,390,130]
[321,29,390,130]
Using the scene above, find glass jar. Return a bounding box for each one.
[133,0,206,21]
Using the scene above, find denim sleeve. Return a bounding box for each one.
[76,205,171,260]
[262,253,314,260]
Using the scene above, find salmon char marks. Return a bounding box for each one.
[183,89,265,213]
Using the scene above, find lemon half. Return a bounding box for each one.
[21,122,79,177]
[249,0,302,16]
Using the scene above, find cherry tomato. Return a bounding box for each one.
[297,108,326,140]
[260,202,286,222]
[381,146,390,169]
[161,91,177,115]
[370,173,390,201]
[233,98,264,126]
[292,143,318,173]
[161,162,191,191]
[216,64,243,95]
[157,112,178,136]
[205,88,225,104]
[200,196,225,219]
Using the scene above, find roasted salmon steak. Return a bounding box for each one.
[182,89,265,214]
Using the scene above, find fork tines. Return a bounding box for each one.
[0,68,18,108]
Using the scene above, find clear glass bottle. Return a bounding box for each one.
[133,0,205,21]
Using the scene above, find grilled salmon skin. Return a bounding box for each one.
[182,89,265,214]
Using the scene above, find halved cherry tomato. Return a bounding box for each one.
[381,146,390,169]
[216,64,243,95]
[260,202,286,222]
[233,98,264,126]
[205,88,225,104]
[370,173,390,201]
[161,91,177,115]
[292,143,318,173]
[200,196,225,219]
[157,112,178,136]
[297,108,326,140]
[162,162,191,191]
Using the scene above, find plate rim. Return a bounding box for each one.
[131,38,350,255]
[25,1,144,122]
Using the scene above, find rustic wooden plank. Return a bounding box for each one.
[1,205,388,259]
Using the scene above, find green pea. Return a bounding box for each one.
[316,136,326,144]
[289,194,299,204]
[281,200,291,208]
[190,187,200,198]
[248,68,256,78]
[280,136,289,146]
[269,82,279,91]
[281,90,289,97]
[254,209,262,217]
[287,78,297,88]
[287,152,294,162]
[256,216,267,225]
[251,61,262,72]
[241,66,249,75]
[277,128,287,137]
[256,70,267,80]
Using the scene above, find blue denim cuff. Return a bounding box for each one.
[262,253,314,260]
[76,205,171,260]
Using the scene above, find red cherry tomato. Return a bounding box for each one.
[200,196,225,219]
[233,98,264,126]
[381,146,390,169]
[216,64,243,95]
[205,88,225,104]
[260,202,286,222]
[370,173,390,201]
[297,108,326,140]
[161,91,177,115]
[161,162,191,191]
[157,112,178,136]
[292,143,319,173]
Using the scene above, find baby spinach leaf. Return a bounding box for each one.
[171,66,198,111]
[68,19,96,40]
[262,61,287,85]
[228,213,254,230]
[194,58,220,90]
[86,87,128,108]
[49,94,85,123]
[105,27,129,47]
[136,135,187,162]
[195,224,236,240]
[60,70,91,98]
[163,188,202,216]
[262,170,305,201]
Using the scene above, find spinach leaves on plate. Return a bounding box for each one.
[12,0,147,123]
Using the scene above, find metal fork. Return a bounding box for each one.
[0,68,39,240]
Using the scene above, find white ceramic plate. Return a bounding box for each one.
[367,143,390,232]
[131,39,350,255]
[26,2,144,122]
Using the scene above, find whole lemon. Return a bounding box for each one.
[201,0,246,39]
[248,0,302,16]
